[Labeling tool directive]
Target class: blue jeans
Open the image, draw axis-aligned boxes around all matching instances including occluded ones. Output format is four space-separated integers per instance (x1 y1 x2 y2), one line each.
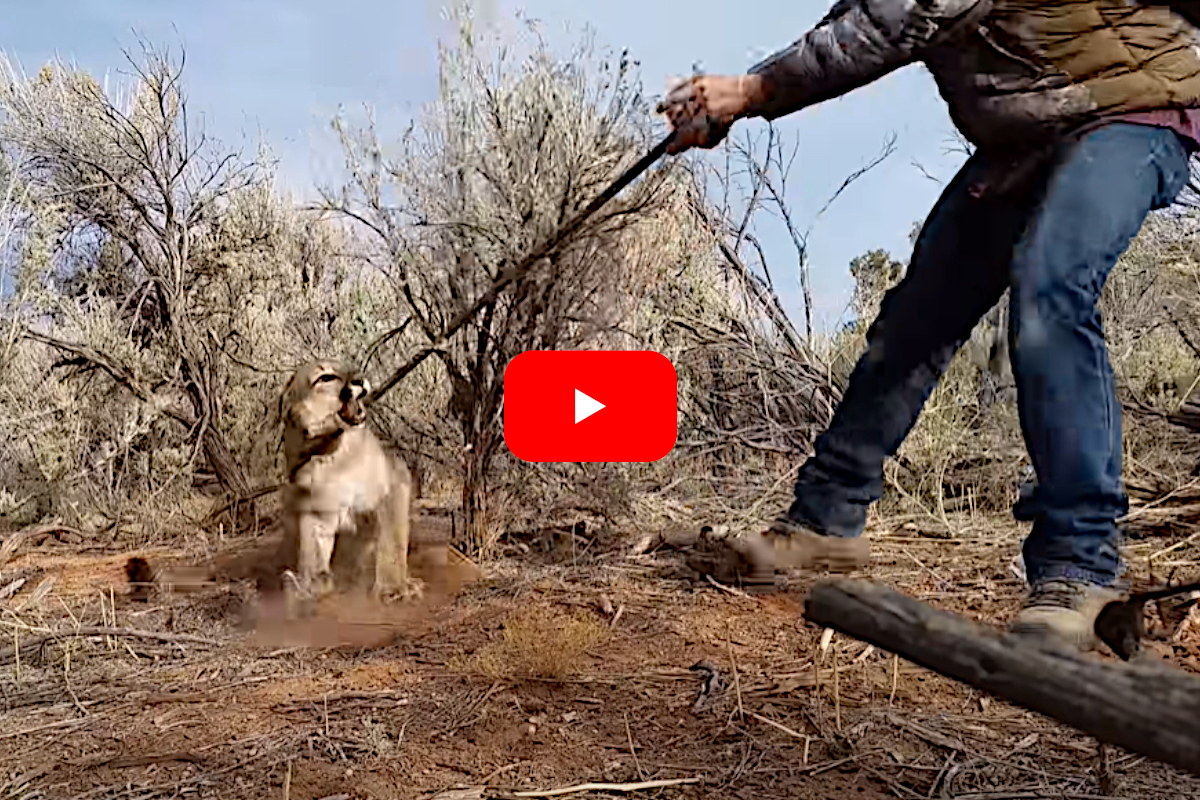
785 123 1191 586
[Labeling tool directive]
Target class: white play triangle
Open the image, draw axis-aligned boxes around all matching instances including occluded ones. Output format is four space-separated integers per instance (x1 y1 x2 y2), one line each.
574 388 605 423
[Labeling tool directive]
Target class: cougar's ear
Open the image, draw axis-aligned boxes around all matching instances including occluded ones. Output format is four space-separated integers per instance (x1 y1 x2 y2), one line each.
279 369 302 421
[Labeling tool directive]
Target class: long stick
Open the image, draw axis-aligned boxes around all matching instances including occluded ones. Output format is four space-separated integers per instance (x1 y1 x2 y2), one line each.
364 133 675 406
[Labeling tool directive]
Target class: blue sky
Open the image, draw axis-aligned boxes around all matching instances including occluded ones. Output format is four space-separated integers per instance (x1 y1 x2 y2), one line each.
3 0 970 332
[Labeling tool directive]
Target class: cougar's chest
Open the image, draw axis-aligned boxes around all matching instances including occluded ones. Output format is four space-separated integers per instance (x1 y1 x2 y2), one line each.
289 429 392 519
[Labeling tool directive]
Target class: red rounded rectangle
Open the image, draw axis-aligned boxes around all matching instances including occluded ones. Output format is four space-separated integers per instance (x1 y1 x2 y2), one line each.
504 350 678 463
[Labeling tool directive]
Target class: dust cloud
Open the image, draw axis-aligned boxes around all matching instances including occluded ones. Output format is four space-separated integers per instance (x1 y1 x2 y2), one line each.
247 588 452 649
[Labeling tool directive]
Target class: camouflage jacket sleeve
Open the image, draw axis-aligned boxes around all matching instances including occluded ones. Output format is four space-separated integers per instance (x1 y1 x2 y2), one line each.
747 0 990 119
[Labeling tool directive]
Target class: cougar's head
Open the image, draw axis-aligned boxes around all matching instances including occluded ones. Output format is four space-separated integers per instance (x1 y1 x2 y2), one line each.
282 359 371 441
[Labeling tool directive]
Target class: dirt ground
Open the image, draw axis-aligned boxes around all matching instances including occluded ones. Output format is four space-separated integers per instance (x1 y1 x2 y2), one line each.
1 513 1199 800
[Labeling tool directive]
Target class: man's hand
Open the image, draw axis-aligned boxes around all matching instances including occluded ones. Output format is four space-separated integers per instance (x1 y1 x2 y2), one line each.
656 74 766 154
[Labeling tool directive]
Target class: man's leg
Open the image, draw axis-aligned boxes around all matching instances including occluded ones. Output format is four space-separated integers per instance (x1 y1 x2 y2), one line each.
772 153 1028 567
1007 124 1191 647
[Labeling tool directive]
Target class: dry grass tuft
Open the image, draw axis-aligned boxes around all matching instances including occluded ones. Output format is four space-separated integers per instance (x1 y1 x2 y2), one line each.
451 602 608 681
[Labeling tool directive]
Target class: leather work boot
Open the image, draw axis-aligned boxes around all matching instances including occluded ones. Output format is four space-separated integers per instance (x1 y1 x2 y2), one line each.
765 519 871 573
710 529 778 594
686 520 871 595
679 526 777 593
1009 579 1122 652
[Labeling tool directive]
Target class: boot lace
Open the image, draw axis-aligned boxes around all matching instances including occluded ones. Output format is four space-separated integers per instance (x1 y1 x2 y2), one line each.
1024 580 1085 611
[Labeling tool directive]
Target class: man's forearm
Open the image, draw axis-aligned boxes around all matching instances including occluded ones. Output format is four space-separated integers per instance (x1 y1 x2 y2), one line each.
743 0 989 120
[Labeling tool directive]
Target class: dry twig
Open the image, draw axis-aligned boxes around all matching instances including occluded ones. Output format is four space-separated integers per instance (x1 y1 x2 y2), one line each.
0 626 217 664
508 777 700 797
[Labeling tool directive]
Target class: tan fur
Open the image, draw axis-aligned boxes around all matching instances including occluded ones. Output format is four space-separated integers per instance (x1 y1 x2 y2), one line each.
127 359 482 606
270 359 413 606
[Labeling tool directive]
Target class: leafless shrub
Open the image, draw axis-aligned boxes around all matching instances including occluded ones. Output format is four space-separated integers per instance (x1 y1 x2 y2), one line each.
833 198 1200 529
318 13 750 551
617 125 897 530
0 42 378 538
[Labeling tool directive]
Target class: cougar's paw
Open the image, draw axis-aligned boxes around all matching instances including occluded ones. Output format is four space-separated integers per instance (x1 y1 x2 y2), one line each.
402 577 427 601
280 569 324 617
382 577 427 604
315 570 337 599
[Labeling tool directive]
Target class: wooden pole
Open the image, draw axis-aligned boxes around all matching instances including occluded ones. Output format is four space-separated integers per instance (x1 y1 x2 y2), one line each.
803 578 1200 776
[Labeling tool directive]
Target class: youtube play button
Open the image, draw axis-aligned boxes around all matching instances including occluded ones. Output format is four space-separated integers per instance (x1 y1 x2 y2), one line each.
574 389 604 423
504 350 678 462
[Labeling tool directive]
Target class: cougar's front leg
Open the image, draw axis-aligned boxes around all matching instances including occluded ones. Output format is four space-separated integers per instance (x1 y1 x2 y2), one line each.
297 512 338 599
330 512 377 596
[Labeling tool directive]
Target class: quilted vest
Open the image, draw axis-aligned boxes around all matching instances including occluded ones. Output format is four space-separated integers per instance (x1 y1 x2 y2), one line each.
924 0 1200 150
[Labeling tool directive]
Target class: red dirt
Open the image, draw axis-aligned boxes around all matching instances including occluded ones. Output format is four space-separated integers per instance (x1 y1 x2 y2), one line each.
1 519 1198 799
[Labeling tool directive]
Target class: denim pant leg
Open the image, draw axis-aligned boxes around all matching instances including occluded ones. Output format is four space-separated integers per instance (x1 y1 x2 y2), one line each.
1010 123 1191 587
784 153 1027 537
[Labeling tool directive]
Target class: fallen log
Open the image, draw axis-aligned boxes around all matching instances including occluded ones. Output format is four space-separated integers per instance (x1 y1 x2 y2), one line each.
803 578 1200 777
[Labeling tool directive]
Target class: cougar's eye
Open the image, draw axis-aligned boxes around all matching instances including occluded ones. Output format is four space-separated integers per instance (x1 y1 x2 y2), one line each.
315 373 339 384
